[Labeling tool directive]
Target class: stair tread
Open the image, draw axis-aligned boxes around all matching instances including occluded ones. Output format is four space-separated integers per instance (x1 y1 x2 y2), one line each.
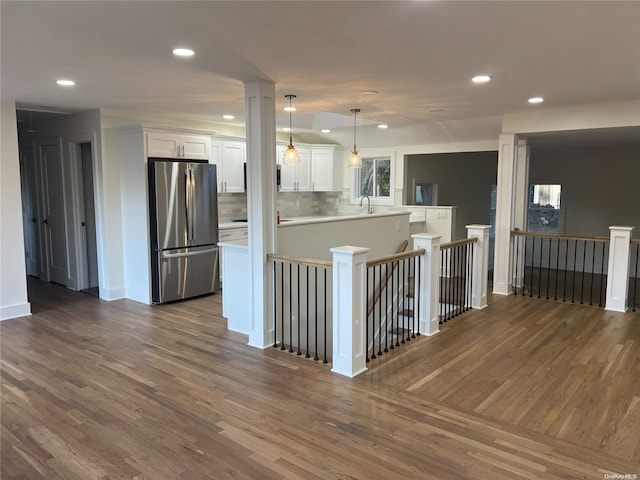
399 309 413 316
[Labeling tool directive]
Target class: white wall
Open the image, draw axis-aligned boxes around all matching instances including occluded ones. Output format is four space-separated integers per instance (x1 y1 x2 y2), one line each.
278 212 411 261
0 101 31 320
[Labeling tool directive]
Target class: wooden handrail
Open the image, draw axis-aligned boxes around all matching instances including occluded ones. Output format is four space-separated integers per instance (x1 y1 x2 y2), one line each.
366 248 424 269
440 237 478 250
511 230 609 242
631 238 640 244
267 253 332 268
366 241 409 316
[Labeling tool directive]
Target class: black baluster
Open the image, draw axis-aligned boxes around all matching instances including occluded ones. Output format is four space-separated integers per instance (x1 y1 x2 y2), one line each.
296 264 301 355
416 255 421 336
395 260 401 347
571 239 578 303
384 262 389 352
447 249 452 322
390 261 395 349
371 265 377 359
563 238 569 302
314 267 319 361
366 267 370 362
633 243 639 312
406 258 411 342
554 237 560 301
273 261 278 348
523 236 529 297
580 240 587 305
305 265 310 358
323 268 328 364
598 241 605 308
546 237 552 300
530 236 536 298
281 262 286 350
513 235 520 295
289 262 293 351
439 248 444 322
378 264 384 354
538 237 543 299
470 241 474 310
455 246 460 316
589 241 596 306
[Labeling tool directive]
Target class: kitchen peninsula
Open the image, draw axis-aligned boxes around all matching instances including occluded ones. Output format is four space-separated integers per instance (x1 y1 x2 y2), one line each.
219 211 412 335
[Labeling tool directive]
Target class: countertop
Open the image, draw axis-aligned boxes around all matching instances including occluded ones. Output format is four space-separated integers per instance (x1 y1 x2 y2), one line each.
219 222 248 229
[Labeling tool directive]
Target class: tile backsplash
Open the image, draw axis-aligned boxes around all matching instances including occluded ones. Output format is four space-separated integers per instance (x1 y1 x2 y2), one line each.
217 191 342 223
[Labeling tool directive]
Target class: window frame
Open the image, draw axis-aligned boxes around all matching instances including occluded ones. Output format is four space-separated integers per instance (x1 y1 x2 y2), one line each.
350 150 395 206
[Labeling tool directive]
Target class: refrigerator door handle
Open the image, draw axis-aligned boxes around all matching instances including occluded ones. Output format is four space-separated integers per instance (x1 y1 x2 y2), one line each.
190 167 197 240
162 247 217 259
185 166 195 241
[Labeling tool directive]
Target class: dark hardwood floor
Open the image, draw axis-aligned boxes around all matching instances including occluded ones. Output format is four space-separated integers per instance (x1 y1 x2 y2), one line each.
1 277 639 479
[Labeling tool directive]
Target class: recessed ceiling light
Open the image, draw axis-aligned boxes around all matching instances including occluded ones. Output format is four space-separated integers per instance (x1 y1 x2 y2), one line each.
528 97 544 104
321 129 331 133
56 79 75 86
172 48 195 57
377 124 388 129
282 127 292 132
283 106 296 112
362 90 379 95
472 75 491 84
222 114 235 120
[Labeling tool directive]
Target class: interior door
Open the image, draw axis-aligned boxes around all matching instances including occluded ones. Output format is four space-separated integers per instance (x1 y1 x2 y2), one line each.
19 144 40 277
40 143 67 285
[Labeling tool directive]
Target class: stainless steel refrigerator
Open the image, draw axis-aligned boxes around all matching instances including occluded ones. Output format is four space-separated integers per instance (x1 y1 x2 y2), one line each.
149 159 219 304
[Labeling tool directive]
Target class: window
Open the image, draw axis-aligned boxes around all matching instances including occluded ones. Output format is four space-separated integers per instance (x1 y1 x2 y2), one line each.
528 184 562 233
414 182 438 206
352 154 393 205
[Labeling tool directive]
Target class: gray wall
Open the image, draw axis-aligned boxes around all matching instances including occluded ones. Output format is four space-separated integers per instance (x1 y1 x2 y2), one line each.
529 145 640 237
405 151 498 239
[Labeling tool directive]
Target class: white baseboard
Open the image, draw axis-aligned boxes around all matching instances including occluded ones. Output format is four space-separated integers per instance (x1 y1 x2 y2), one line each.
0 302 32 321
99 286 126 301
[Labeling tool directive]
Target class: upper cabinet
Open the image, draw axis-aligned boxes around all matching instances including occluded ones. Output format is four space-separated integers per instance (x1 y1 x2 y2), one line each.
211 139 245 193
278 143 340 192
311 145 340 192
147 131 210 161
279 145 311 192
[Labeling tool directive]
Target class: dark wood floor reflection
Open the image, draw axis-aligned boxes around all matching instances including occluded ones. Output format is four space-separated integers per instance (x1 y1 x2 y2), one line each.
1 278 639 479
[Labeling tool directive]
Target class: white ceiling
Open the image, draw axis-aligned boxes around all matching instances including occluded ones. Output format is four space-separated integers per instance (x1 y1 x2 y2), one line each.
3 1 640 146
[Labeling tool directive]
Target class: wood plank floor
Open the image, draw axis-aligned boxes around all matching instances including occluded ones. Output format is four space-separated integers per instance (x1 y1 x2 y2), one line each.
2 278 639 479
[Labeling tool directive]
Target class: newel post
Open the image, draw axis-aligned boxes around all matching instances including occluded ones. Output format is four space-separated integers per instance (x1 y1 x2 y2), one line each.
412 234 441 336
466 225 491 309
330 245 369 377
605 226 634 312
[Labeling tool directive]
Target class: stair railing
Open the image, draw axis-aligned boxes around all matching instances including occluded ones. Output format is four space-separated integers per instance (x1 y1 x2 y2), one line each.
365 248 424 363
268 254 332 363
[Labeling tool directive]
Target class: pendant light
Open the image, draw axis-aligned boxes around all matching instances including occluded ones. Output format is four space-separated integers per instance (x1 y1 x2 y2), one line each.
283 94 300 165
347 108 362 168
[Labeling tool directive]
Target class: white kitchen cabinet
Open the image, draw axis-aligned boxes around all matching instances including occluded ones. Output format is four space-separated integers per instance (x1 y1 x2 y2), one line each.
279 143 340 192
211 139 245 193
147 131 210 160
311 145 339 191
279 145 312 192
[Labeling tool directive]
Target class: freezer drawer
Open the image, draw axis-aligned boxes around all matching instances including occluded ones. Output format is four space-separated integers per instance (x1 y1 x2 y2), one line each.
153 245 219 304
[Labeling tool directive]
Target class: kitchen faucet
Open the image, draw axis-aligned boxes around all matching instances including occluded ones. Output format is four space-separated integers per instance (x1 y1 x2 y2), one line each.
359 195 372 214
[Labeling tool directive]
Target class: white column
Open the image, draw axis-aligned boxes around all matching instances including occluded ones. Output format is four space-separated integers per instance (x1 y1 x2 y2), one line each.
605 226 634 312
412 233 441 336
0 101 31 320
512 140 529 290
330 245 369 378
493 134 529 296
467 225 491 309
245 80 278 348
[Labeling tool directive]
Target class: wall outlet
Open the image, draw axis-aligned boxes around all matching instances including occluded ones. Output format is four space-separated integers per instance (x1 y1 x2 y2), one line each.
437 211 448 219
